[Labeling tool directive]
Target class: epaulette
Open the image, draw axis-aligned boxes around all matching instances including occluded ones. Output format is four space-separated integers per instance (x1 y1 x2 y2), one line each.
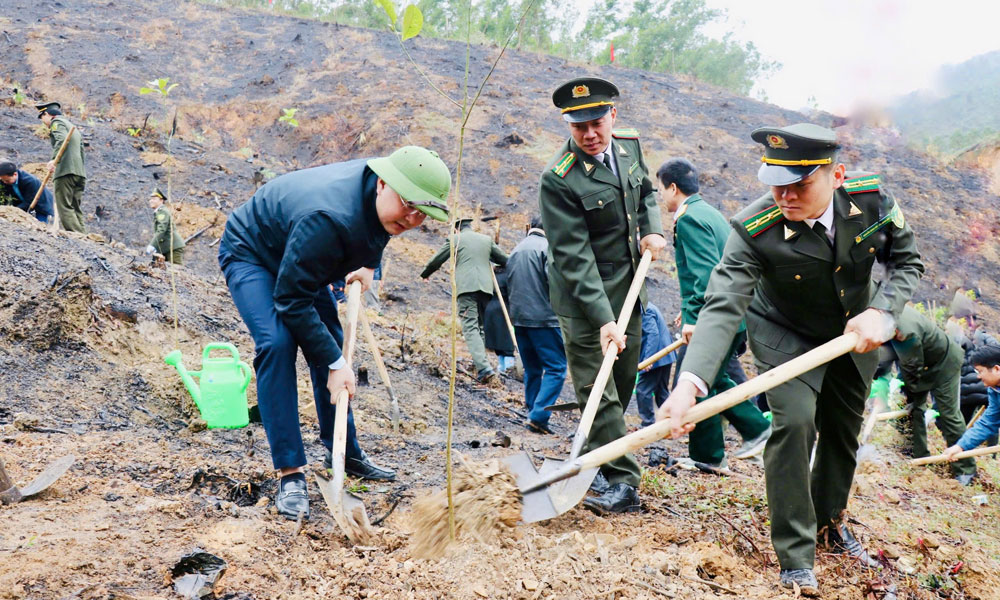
551 152 576 178
612 128 639 139
842 174 880 195
674 202 689 220
742 204 784 237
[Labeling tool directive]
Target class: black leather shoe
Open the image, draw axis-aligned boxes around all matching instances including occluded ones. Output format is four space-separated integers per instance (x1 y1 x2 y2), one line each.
335 450 396 481
822 523 880 569
582 483 641 515
589 471 611 495
525 420 554 435
275 476 309 521
779 569 819 597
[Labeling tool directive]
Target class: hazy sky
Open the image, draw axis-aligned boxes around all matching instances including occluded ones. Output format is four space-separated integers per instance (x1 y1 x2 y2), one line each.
703 0 1000 113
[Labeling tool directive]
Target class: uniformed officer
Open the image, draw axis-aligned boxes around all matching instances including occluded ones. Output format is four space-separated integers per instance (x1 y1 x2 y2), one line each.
420 218 509 383
539 77 666 514
659 124 924 595
219 145 451 520
36 102 87 233
146 188 186 265
656 157 771 466
889 304 977 483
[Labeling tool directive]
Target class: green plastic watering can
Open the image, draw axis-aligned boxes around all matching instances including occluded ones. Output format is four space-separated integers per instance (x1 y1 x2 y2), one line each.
164 343 252 429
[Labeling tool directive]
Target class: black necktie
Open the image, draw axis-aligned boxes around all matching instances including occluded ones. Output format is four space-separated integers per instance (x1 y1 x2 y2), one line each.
602 152 614 174
814 222 834 249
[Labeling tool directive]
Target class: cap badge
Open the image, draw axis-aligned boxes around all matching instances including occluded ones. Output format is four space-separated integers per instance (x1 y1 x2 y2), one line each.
571 85 590 98
767 134 788 149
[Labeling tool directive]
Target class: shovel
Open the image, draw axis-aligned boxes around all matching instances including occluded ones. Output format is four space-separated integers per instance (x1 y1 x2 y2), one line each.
637 338 686 371
505 250 652 517
0 454 75 505
910 444 1000 466
359 309 401 433
511 332 860 523
315 281 373 543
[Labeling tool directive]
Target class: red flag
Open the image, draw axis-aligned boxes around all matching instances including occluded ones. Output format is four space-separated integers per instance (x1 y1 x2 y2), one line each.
610 42 615 63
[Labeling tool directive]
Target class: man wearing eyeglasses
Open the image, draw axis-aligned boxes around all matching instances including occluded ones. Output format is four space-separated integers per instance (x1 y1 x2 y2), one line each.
218 146 451 521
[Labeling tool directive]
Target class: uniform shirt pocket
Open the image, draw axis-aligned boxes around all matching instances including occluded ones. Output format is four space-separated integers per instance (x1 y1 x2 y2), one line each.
579 189 622 232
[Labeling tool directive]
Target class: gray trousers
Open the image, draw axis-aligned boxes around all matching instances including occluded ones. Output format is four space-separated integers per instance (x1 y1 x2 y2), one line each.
54 174 86 233
457 291 492 376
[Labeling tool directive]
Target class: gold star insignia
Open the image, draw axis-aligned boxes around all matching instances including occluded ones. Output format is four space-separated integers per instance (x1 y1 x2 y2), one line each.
583 162 594 173
848 202 862 216
784 225 797 240
617 144 628 156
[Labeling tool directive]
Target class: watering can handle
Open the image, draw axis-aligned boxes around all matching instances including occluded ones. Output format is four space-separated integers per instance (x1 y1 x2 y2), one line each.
238 362 253 393
202 342 241 361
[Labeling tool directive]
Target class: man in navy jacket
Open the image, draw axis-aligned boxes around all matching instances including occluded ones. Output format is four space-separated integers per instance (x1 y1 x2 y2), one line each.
0 161 54 223
219 146 451 520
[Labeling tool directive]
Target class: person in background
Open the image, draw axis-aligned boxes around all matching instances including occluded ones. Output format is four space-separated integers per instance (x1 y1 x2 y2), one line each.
945 344 1000 463
36 101 87 233
0 160 54 223
635 302 676 428
145 188 186 265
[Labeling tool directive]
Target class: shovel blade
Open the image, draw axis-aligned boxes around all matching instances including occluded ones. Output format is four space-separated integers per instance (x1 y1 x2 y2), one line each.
503 453 599 523
541 403 578 412
315 471 375 544
19 455 75 497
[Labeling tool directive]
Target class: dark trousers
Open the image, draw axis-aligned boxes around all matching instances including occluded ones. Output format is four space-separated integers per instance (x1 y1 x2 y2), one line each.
514 326 567 426
635 364 672 427
219 249 362 470
688 335 770 463
558 310 643 487
53 174 86 233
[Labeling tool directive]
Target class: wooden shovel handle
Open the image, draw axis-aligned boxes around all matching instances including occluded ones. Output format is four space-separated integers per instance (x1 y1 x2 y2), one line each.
910 444 1000 466
569 251 653 459
360 310 393 393
29 125 75 211
637 338 686 371
875 407 912 421
575 332 860 472
489 265 519 356
331 281 363 493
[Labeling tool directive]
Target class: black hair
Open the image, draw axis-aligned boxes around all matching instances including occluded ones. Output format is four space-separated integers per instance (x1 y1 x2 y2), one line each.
530 216 543 230
970 344 1000 369
656 158 699 195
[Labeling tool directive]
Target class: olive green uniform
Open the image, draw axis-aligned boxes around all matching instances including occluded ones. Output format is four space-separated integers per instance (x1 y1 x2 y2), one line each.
539 129 662 487
673 194 770 463
150 205 186 265
421 227 508 376
680 173 924 569
891 305 975 475
48 115 87 233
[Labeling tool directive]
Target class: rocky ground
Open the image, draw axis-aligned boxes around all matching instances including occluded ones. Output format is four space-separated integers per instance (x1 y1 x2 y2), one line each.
3 0 1000 598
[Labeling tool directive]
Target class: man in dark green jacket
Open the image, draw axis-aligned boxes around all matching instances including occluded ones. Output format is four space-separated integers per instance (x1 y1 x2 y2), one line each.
657 157 771 467
660 124 924 595
37 102 87 233
146 188 186 265
539 77 666 514
889 304 976 483
420 219 509 382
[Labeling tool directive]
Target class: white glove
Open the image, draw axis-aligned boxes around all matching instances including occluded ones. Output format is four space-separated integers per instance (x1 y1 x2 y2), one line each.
146 245 156 254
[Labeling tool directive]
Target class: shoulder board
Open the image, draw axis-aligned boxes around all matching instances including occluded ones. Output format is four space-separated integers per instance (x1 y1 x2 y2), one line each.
551 152 576 178
674 202 689 220
612 128 639 139
842 174 880 195
742 204 784 237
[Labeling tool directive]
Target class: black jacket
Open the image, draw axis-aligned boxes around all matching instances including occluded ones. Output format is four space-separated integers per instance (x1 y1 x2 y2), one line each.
0 169 54 221
221 159 388 367
506 230 559 328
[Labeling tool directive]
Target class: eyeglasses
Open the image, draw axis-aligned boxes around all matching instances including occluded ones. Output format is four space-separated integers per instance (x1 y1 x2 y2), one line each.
398 195 423 217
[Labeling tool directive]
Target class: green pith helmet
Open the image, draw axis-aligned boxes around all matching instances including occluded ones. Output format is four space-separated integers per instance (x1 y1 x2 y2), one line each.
368 146 451 222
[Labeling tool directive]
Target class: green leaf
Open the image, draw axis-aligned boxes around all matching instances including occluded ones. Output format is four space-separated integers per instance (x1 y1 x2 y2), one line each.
139 87 154 95
166 83 179 95
375 0 397 27
401 4 423 41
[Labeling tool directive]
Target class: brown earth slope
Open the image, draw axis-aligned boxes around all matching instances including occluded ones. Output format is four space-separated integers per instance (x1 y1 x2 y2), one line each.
2 1 1000 599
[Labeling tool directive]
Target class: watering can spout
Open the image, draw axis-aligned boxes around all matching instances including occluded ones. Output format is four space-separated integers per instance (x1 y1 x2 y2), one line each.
164 349 202 404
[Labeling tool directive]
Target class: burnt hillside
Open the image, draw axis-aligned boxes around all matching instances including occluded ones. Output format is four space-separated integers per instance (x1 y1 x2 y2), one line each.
1 0 998 318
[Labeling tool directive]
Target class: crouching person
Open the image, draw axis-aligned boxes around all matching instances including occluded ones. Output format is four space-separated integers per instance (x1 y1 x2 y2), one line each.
944 344 1000 466
218 146 451 520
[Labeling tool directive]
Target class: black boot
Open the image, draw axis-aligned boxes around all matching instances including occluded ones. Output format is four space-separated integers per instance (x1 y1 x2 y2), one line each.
275 474 309 521
822 523 880 569
582 482 641 515
325 449 397 481
589 471 611 495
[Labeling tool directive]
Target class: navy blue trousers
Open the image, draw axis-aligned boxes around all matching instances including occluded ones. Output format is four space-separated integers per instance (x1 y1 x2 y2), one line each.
635 364 673 427
219 249 362 470
514 326 567 426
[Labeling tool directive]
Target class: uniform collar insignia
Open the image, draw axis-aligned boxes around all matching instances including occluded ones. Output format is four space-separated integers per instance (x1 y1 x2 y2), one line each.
583 162 594 173
848 201 862 217
784 225 798 240
617 144 628 156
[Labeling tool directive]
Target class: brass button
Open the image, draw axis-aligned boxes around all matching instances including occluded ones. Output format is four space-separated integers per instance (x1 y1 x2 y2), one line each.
868 247 875 254
924 366 929 371
835 266 842 273
598 200 603 206
636 227 640 232
840 289 845 297
845 310 851 317
627 214 632 221
794 274 801 280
